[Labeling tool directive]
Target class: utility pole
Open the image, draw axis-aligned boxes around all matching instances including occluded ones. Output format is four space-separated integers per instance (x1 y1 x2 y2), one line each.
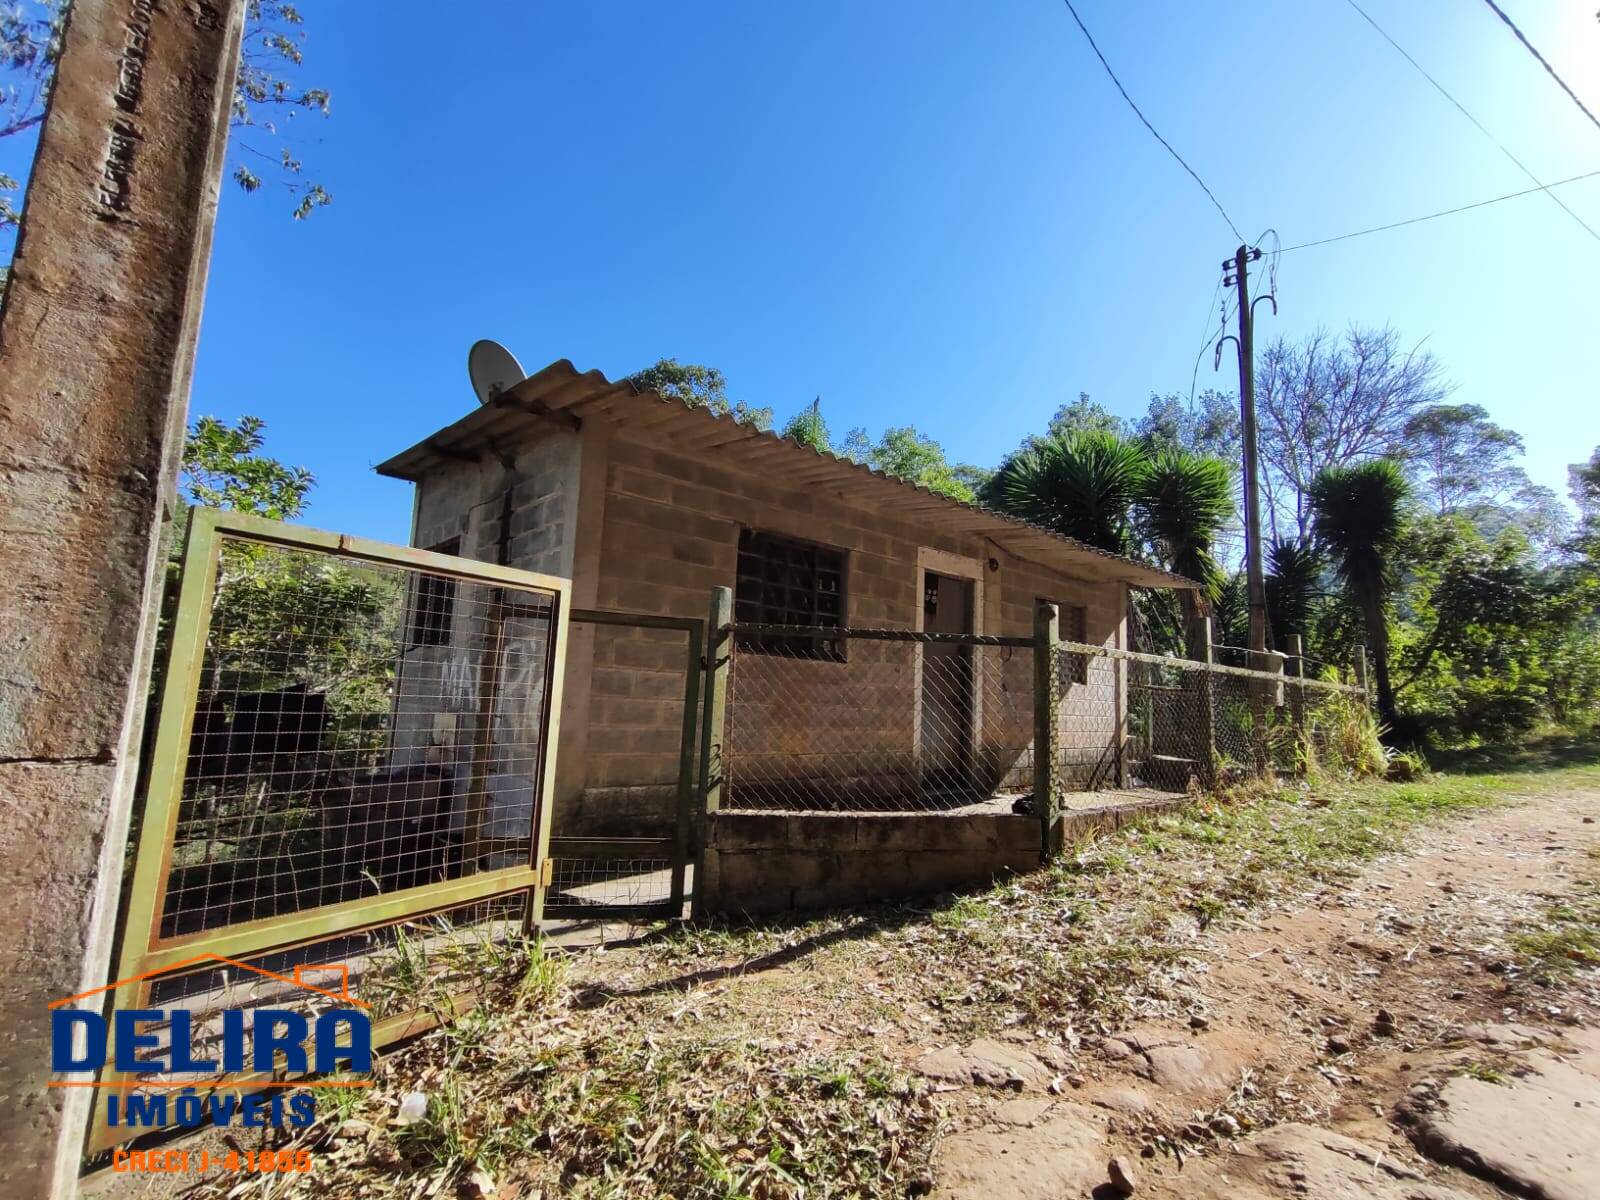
1224 244 1269 659
0 1 245 1192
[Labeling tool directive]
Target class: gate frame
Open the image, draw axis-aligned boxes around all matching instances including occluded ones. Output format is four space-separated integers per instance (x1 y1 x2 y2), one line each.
541 608 703 921
90 508 571 1150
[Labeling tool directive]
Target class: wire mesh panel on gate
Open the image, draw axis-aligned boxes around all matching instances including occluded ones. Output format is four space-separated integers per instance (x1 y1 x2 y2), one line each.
724 629 1036 812
146 524 560 946
95 512 569 1154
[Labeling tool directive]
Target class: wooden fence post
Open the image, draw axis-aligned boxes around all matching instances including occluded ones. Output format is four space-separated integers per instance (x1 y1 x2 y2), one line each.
1034 602 1060 859
1285 633 1306 740
1186 613 1218 789
692 586 733 920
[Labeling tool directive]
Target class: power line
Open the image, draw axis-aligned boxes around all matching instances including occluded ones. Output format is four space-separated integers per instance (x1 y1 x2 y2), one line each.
1059 0 1244 243
1186 273 1226 408
1277 166 1600 252
1341 0 1600 244
1479 0 1600 137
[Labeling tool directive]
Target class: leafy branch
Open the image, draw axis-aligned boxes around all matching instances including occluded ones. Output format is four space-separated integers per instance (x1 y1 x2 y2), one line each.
1 0 331 232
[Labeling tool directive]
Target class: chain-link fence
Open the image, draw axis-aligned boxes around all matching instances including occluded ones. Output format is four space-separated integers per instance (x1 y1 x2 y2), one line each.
1060 640 1369 794
725 627 1037 812
721 622 1368 817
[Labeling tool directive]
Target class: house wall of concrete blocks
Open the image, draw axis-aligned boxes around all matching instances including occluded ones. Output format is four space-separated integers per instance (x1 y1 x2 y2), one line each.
390 430 579 835
565 431 1129 835
391 420 1132 839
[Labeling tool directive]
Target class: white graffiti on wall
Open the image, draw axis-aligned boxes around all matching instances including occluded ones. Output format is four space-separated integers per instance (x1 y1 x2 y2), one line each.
438 626 547 745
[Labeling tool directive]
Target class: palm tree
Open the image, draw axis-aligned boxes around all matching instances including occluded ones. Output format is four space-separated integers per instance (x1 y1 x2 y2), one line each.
987 430 1148 554
1136 448 1234 653
1265 537 1324 651
1308 460 1410 727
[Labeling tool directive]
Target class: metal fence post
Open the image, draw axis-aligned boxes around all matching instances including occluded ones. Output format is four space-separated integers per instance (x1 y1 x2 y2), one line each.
1352 644 1370 703
693 586 733 920
1034 602 1060 860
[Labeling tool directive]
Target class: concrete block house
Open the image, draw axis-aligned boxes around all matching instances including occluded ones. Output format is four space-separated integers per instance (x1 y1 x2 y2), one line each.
377 360 1192 843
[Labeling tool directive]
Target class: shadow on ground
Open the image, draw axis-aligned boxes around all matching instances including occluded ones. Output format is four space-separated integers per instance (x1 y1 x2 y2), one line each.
1426 733 1600 778
570 896 956 1006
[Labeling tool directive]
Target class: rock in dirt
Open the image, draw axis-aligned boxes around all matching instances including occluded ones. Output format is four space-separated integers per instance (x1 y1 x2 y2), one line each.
1455 1021 1545 1048
1233 1124 1470 1199
990 1096 1053 1127
1402 1047 1600 1200
930 1104 1107 1200
1088 1084 1157 1118
1113 1026 1253 1097
916 1039 1050 1089
1106 1153 1138 1195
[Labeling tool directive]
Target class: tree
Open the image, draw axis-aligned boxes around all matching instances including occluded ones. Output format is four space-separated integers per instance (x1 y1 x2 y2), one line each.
1045 392 1127 440
1264 537 1323 649
1136 389 1241 463
1404 404 1526 515
843 425 977 502
626 358 772 430
2 0 331 233
1257 326 1450 539
781 397 830 453
1309 459 1411 729
1135 447 1234 613
989 435 1234 653
1391 515 1600 742
987 430 1148 553
1571 446 1600 557
182 415 313 518
170 414 402 758
1134 447 1234 661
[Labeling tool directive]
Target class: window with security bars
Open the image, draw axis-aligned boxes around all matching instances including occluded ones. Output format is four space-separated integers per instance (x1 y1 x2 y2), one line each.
1048 600 1089 685
408 537 459 647
734 529 846 660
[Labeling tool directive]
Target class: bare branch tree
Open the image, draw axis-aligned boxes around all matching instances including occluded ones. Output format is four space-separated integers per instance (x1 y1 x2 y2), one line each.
1256 325 1453 537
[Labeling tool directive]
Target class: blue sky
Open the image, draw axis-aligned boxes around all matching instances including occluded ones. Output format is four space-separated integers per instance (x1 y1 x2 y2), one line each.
8 1 1598 544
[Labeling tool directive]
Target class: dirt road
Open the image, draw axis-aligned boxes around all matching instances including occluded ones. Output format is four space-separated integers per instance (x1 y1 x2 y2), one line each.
921 783 1600 1199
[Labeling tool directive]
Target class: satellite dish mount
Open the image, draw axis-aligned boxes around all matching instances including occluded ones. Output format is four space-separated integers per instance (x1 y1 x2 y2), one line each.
468 339 527 406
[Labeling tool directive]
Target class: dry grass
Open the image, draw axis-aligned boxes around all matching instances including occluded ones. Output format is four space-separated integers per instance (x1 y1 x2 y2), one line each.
200 745 1600 1198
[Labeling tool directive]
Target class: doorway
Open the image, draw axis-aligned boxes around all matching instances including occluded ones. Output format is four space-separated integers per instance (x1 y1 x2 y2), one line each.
921 569 975 791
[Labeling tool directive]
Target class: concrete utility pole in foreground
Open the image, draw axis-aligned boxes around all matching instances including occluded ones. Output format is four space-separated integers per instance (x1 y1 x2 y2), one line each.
0 1 244 1193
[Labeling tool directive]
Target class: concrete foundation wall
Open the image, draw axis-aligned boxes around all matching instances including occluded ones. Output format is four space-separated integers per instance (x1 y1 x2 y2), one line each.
700 811 1042 914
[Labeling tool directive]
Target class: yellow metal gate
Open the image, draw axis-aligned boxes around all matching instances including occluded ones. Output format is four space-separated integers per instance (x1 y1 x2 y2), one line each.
89 508 569 1150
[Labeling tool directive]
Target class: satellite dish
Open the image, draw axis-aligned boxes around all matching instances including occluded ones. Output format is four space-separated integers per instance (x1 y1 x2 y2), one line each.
468 339 526 405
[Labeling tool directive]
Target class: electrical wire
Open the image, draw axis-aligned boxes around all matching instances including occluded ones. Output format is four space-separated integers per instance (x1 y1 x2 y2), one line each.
1277 166 1600 252
1342 0 1600 244
1186 274 1227 409
1059 0 1244 243
1479 0 1600 137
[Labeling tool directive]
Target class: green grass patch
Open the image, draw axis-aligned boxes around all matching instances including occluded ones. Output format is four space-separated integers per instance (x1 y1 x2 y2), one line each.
1512 854 1600 983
